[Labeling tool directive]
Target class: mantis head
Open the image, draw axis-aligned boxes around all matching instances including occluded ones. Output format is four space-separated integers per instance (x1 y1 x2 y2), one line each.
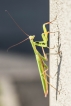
29 35 35 40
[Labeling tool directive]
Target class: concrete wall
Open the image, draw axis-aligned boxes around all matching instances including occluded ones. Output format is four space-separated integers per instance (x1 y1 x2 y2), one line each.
50 0 71 106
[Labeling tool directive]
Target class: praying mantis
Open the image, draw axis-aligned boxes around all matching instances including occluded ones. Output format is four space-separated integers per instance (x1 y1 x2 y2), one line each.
5 10 59 97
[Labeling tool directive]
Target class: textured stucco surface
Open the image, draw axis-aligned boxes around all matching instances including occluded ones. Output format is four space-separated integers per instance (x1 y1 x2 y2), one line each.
50 0 71 106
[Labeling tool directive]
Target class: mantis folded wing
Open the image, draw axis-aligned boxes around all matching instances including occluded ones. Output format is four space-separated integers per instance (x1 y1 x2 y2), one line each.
29 36 48 97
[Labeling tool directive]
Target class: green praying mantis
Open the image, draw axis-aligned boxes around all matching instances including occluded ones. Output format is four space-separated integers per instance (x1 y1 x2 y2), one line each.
5 10 59 97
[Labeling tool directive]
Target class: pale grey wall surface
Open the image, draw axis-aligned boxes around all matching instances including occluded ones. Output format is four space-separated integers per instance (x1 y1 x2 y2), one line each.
0 52 38 81
0 76 20 106
50 0 71 106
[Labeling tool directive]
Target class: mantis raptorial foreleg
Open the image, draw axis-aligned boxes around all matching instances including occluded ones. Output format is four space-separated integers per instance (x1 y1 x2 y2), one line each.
41 69 53 79
34 17 57 47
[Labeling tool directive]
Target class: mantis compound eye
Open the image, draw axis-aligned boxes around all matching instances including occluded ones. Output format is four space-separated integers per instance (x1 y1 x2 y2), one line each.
29 35 35 40
33 35 35 37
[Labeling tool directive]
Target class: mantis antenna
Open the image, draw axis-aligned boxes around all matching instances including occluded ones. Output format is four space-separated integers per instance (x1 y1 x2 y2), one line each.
5 10 30 51
7 37 29 52
5 10 29 37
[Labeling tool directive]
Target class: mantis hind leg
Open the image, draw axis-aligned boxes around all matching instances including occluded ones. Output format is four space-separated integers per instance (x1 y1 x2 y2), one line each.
42 75 60 95
42 47 48 61
42 69 52 79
